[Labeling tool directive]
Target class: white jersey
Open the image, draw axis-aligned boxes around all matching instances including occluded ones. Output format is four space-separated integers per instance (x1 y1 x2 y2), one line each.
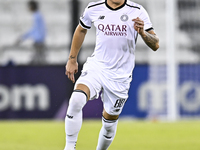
80 0 153 82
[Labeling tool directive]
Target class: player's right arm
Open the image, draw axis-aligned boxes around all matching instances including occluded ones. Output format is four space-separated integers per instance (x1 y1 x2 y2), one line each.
65 25 87 83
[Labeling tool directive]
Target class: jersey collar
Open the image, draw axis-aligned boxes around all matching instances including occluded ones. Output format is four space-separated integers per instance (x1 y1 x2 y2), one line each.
105 0 127 11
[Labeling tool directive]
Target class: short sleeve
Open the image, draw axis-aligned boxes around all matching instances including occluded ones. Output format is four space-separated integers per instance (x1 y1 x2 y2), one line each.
139 6 153 31
79 5 92 30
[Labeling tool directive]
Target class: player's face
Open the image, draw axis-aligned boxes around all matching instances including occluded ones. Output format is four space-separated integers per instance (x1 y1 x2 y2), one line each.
108 0 125 6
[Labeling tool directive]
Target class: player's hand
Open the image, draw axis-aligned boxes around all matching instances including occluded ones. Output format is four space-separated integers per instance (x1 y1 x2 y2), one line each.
132 17 145 36
65 59 78 83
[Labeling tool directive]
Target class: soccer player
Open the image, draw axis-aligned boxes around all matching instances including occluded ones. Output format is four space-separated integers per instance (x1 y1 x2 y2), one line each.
64 0 159 149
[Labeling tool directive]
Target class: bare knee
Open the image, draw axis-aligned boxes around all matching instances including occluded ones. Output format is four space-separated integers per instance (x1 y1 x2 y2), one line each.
75 84 90 101
102 109 119 120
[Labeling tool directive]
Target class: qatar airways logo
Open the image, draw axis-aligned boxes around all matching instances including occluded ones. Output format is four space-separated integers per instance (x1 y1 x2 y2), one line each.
98 24 127 36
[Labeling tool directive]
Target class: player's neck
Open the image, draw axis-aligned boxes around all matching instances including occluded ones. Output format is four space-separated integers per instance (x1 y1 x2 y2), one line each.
106 0 126 9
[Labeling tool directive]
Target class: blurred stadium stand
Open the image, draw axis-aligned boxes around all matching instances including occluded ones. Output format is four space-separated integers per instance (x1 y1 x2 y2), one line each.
0 0 70 65
178 0 200 54
0 0 199 65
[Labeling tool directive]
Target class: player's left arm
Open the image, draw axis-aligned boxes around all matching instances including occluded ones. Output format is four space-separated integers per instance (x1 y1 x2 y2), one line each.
133 17 159 51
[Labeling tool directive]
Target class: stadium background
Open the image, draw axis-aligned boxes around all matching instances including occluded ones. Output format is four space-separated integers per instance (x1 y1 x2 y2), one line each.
0 0 200 150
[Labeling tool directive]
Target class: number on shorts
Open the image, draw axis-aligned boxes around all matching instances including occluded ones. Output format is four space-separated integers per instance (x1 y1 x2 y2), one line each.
114 99 126 108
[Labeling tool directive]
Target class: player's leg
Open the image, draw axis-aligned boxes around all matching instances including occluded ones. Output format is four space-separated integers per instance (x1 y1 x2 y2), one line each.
96 109 119 150
96 79 129 150
64 84 90 150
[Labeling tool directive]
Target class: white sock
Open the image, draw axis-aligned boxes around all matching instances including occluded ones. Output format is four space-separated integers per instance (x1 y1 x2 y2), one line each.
64 90 87 150
96 117 118 150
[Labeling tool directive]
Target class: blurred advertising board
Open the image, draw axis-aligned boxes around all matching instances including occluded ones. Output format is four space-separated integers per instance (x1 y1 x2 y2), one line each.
0 65 200 119
0 65 103 119
0 66 71 119
122 65 200 118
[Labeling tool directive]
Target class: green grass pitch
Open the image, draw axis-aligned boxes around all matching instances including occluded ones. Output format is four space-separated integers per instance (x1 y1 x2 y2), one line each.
0 120 200 150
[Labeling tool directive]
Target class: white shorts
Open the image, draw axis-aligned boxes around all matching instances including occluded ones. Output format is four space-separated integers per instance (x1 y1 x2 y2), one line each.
75 57 130 115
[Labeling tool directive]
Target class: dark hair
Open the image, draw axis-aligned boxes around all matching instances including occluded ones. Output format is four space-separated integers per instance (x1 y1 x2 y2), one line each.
28 0 39 11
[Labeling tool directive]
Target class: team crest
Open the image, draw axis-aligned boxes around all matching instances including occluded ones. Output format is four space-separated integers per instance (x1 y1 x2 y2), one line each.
120 14 129 22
